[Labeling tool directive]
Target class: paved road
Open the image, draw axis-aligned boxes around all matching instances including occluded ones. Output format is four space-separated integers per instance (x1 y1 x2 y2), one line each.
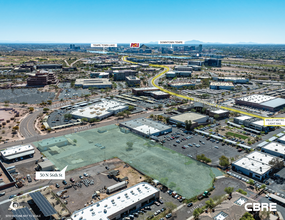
123 56 267 119
0 110 162 150
64 60 70 67
19 110 42 138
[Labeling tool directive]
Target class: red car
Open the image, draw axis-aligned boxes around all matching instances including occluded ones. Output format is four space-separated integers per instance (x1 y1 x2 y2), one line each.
182 146 186 149
70 178 75 182
17 193 22 196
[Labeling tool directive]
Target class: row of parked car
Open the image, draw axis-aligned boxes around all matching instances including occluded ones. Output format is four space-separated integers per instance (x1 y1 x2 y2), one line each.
166 189 185 202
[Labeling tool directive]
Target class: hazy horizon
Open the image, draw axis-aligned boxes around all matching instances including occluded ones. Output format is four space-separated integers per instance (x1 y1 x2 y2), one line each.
1 0 285 44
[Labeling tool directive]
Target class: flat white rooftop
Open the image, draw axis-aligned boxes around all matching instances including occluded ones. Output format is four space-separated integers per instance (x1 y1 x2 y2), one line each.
235 115 252 121
252 120 264 126
71 182 159 220
211 109 229 114
262 142 285 155
278 136 285 142
133 125 160 135
1 145 34 157
233 151 277 175
237 95 275 104
71 99 127 119
210 82 234 86
215 77 248 80
234 157 272 175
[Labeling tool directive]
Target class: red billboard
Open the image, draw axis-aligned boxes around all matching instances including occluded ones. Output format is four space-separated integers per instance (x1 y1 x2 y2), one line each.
130 43 140 48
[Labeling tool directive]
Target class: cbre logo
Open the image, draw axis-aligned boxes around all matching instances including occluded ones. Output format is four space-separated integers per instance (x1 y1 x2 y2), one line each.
245 203 277 211
130 43 140 48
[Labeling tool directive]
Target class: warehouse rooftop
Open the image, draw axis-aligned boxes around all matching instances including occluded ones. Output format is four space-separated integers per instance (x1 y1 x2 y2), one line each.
210 82 234 86
1 145 34 157
71 182 158 220
236 95 275 104
263 142 285 154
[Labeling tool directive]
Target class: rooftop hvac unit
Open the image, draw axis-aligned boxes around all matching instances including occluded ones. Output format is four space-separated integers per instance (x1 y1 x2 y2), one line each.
252 163 254 166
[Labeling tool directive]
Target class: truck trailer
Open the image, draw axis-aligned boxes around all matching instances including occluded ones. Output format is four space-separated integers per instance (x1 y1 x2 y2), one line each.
107 181 128 194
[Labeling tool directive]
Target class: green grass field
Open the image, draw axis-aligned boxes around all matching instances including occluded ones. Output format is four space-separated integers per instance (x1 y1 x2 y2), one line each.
226 132 248 140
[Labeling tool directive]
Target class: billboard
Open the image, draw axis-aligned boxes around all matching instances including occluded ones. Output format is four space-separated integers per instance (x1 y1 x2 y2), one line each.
130 43 140 48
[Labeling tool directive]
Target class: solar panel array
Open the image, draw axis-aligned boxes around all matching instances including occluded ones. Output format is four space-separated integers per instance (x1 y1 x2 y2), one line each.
12 207 36 220
29 191 56 217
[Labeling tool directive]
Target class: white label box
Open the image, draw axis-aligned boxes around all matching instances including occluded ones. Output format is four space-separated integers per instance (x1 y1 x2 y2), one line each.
36 166 67 180
158 40 184 44
91 44 117 47
264 118 285 126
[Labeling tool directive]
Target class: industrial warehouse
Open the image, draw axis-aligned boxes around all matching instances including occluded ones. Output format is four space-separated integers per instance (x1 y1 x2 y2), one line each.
209 82 234 90
212 77 249 84
261 142 285 158
169 112 209 126
233 115 271 133
235 95 285 112
119 118 172 137
71 182 159 220
71 99 128 120
75 78 112 89
0 145 34 161
232 151 278 181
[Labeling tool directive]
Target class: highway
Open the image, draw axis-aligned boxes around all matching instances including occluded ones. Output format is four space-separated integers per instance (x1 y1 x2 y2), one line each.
123 56 266 119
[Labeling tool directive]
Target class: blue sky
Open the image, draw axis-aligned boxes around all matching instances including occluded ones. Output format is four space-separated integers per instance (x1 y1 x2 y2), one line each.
0 0 284 44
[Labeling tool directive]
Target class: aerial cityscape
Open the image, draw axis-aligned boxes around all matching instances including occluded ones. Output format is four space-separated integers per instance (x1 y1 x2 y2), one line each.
1 1 285 220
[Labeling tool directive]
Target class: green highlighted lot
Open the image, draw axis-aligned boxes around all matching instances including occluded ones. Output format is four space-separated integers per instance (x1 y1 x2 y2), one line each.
34 124 222 198
226 132 248 140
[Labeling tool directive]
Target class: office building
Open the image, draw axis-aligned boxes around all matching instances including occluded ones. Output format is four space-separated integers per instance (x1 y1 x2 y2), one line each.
120 118 172 137
168 82 195 89
113 70 137 81
188 61 203 66
27 70 58 86
170 112 209 126
126 76 140 87
132 87 159 95
233 115 270 133
210 82 234 90
174 66 193 71
166 71 192 78
235 95 285 112
232 151 278 181
208 109 230 119
188 65 201 71
166 71 176 78
148 91 170 99
71 99 128 120
36 64 62 70
1 145 34 161
261 142 285 158
204 58 221 67
198 44 202 53
212 77 249 84
75 79 112 89
71 182 159 220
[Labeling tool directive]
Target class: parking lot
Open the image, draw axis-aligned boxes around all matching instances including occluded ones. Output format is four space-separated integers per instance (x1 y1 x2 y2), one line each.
0 88 55 104
160 127 243 165
47 108 76 127
57 87 91 101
